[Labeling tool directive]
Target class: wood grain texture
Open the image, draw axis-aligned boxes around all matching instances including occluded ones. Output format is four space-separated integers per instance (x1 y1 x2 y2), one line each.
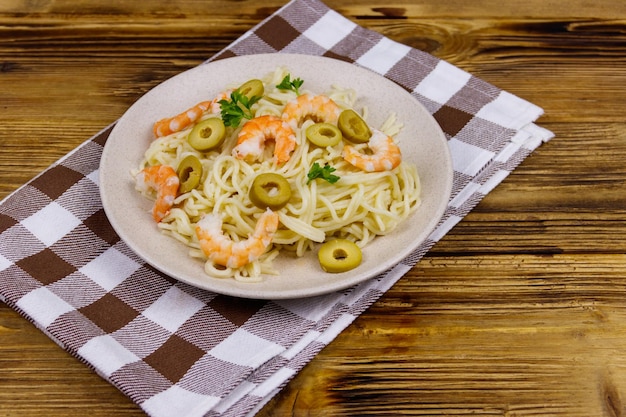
1 0 626 416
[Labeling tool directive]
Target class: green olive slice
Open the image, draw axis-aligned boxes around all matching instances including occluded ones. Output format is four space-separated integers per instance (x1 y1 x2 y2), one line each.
338 109 371 144
176 155 202 194
238 79 264 100
318 239 363 273
249 173 292 210
188 118 226 151
306 123 342 147
177 155 203 194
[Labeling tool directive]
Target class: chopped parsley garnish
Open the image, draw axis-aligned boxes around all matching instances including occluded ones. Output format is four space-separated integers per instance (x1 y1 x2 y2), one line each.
276 74 304 95
307 162 340 184
219 90 261 127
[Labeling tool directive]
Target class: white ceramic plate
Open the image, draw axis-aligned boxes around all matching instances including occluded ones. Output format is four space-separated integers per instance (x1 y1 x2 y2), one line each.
100 53 452 299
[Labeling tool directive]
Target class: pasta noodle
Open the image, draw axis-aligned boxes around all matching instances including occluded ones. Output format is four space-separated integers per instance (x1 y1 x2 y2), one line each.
134 67 421 282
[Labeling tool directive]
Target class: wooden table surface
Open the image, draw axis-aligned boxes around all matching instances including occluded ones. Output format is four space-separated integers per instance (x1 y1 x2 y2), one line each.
2 0 625 415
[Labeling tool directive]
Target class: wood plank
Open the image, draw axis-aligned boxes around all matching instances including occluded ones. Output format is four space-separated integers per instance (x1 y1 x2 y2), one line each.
259 253 626 416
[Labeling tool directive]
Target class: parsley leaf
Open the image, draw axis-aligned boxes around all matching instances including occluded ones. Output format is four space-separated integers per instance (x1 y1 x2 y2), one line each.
276 74 304 95
219 90 261 127
307 162 340 184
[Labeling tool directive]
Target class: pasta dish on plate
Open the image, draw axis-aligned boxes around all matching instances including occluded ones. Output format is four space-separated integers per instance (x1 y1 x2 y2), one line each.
133 67 421 282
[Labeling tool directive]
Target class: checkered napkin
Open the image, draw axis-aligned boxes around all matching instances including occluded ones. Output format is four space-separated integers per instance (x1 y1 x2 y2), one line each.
0 0 553 415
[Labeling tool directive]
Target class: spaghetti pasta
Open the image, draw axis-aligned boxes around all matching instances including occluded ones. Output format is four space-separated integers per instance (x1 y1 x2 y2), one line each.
134 67 421 281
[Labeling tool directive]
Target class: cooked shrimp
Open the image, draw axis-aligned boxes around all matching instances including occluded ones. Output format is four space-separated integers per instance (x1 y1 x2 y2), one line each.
281 94 341 129
232 115 296 165
135 165 180 222
153 90 230 137
195 208 279 269
342 129 402 172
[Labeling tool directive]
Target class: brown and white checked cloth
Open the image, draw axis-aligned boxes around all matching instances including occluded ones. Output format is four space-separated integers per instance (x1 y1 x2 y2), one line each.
0 0 554 415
